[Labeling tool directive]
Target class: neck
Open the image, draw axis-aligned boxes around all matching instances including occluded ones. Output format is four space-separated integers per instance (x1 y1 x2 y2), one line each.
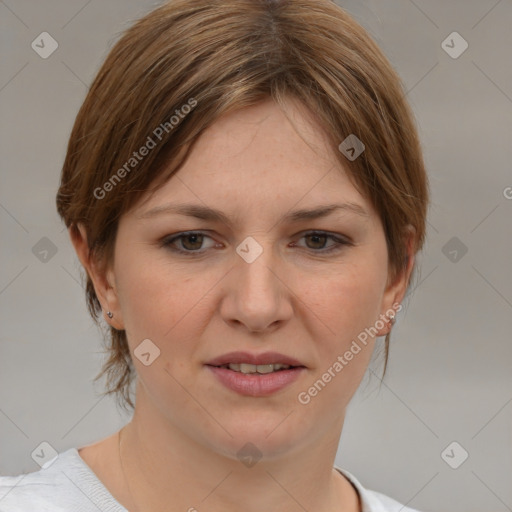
118 387 360 512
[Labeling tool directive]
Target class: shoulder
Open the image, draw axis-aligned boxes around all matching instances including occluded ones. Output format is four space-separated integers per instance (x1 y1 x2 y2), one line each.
0 453 66 512
0 447 126 512
335 466 422 512
363 489 422 512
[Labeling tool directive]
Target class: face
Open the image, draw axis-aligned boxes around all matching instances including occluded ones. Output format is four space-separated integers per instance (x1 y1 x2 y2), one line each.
90 97 410 460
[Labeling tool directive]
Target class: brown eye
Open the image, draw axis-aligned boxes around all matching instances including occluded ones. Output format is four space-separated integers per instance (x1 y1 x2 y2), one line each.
294 231 351 254
162 231 217 254
304 233 329 250
180 233 204 251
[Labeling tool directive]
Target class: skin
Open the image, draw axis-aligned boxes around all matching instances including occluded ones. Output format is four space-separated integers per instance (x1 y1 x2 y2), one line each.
72 97 415 512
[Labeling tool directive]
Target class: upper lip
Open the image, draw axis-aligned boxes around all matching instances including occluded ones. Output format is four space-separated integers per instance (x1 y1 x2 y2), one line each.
205 351 306 367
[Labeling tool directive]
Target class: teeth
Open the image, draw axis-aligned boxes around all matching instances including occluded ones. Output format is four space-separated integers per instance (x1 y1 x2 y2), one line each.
223 363 292 374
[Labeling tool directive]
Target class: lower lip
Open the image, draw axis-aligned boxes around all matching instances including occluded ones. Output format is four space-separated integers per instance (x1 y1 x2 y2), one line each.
206 366 306 396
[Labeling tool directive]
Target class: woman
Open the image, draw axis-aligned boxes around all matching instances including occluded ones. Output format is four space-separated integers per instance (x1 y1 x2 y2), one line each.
0 0 428 510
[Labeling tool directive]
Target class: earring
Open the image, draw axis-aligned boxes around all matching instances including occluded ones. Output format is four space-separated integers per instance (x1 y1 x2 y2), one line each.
107 311 113 319
388 313 396 326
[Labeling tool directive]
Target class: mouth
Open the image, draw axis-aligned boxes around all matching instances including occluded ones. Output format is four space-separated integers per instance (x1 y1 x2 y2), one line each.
205 352 307 396
205 351 306 369
212 362 298 374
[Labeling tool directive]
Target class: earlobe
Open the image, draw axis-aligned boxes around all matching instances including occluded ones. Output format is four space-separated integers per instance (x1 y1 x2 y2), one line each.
375 308 399 338
68 224 125 330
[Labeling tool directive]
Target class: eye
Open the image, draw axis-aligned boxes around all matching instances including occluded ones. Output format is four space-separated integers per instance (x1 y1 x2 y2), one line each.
293 231 351 254
161 230 351 256
161 231 218 254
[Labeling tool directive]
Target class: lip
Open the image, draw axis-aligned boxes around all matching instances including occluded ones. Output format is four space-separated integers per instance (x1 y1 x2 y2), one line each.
205 351 306 397
206 365 306 396
204 351 307 397
205 351 306 367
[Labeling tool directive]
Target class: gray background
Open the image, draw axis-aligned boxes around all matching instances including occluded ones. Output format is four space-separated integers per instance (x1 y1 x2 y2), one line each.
1 1 511 511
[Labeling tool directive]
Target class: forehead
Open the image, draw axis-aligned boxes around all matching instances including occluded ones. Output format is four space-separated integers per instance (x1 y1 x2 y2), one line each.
132 98 372 221
183 97 336 182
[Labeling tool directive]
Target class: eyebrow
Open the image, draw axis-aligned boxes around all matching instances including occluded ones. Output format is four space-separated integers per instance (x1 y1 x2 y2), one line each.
138 202 369 225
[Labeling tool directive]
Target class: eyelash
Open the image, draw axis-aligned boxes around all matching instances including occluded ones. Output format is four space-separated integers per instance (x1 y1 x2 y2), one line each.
160 231 351 256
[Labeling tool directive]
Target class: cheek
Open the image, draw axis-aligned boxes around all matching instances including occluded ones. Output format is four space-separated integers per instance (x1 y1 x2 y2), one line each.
294 255 387 395
302 257 387 337
114 251 218 347
294 277 382 415
113 257 215 403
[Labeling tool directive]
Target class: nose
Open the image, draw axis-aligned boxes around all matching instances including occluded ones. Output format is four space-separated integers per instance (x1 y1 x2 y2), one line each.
220 241 294 333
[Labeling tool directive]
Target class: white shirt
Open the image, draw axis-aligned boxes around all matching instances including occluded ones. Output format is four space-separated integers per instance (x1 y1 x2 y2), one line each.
0 448 421 511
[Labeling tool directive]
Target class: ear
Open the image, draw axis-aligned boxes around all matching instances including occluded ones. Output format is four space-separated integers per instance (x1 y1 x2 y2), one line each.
375 225 416 336
69 224 125 330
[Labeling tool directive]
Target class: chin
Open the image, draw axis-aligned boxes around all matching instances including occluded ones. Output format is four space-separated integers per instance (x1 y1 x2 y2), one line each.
208 413 310 462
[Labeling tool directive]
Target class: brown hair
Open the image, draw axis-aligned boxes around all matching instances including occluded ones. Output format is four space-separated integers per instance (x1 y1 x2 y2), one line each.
56 0 429 412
